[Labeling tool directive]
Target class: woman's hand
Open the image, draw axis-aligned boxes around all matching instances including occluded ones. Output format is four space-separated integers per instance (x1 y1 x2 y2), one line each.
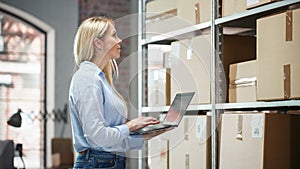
126 116 160 132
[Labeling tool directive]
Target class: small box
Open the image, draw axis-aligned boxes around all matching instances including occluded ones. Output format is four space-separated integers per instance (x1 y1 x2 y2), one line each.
219 112 300 169
257 9 300 100
229 60 257 103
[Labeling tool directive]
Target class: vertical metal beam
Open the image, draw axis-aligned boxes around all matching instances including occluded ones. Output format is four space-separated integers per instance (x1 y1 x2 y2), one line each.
212 0 223 169
138 0 147 169
210 0 217 168
137 0 143 169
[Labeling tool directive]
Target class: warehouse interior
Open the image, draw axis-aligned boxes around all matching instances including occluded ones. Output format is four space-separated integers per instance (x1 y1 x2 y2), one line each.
0 0 299 169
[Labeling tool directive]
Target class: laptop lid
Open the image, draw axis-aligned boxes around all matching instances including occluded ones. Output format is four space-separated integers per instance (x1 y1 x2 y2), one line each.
162 92 195 126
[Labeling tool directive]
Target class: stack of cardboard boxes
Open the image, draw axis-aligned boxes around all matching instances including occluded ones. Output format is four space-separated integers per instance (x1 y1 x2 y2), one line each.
146 1 300 169
229 7 300 102
219 112 300 169
148 115 211 169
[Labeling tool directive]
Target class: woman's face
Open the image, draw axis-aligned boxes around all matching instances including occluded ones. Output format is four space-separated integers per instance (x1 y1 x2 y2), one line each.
102 23 122 59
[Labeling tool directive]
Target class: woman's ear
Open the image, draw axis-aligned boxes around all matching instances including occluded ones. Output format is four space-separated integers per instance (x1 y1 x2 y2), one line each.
93 38 103 51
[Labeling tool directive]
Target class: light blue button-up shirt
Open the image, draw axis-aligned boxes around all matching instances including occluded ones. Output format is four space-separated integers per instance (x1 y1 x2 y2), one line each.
69 61 143 153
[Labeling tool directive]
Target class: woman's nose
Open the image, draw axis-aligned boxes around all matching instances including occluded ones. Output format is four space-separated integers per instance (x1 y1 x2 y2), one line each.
118 38 122 44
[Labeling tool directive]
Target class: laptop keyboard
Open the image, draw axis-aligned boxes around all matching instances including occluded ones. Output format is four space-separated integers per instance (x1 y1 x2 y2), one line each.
142 123 167 131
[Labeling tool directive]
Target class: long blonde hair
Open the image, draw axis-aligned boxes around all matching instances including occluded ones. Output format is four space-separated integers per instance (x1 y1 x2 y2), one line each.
73 16 127 114
73 16 112 66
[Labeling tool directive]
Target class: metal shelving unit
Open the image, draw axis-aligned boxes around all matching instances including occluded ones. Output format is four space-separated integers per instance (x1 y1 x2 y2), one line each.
137 0 300 169
142 104 213 113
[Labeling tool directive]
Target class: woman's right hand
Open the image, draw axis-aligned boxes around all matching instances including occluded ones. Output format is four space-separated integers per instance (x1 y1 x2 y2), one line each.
126 116 160 132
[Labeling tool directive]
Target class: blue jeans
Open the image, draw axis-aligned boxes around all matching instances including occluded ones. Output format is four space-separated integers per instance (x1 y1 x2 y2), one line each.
74 150 126 169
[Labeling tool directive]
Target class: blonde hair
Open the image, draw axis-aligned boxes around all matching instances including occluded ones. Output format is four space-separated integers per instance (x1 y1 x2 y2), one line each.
73 16 112 66
73 16 127 115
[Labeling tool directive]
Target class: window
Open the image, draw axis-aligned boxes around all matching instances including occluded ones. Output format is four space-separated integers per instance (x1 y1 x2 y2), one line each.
0 10 46 168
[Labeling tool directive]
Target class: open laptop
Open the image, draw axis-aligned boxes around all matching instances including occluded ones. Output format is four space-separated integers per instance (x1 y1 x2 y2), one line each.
130 92 195 135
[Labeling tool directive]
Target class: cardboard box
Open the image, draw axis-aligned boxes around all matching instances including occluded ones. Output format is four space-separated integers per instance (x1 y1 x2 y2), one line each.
154 115 211 169
183 116 211 169
223 35 256 102
257 9 300 100
170 34 211 104
147 45 172 106
159 115 211 169
219 112 300 169
222 0 280 17
222 0 247 17
170 35 256 104
148 139 169 169
51 138 74 168
146 0 177 19
246 0 280 9
177 0 211 24
146 0 211 40
229 60 257 102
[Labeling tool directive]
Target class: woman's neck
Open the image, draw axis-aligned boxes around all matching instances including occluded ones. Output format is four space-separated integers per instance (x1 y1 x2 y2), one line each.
92 56 108 70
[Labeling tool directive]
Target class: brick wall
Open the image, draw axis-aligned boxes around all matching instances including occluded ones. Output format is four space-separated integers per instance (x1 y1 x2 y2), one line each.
79 0 134 105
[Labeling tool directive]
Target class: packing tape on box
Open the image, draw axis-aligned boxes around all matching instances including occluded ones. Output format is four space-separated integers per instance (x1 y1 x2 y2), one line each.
284 64 291 99
184 118 189 141
236 115 243 141
185 154 190 169
229 77 256 89
286 10 293 42
194 3 200 24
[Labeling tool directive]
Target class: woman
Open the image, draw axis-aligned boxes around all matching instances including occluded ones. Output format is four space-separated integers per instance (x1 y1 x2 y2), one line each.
69 16 163 169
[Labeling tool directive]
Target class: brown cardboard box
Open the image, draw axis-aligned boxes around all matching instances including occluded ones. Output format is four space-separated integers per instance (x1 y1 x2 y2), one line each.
229 60 257 102
257 9 300 100
223 35 256 102
170 34 211 104
154 115 211 169
222 0 280 17
51 138 74 168
246 0 280 9
146 0 177 18
146 0 211 40
170 35 256 104
148 139 169 169
219 112 300 169
177 0 211 24
183 116 211 169
147 45 172 106
222 0 247 17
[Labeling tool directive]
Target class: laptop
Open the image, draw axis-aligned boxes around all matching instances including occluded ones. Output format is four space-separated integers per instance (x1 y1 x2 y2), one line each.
130 92 195 135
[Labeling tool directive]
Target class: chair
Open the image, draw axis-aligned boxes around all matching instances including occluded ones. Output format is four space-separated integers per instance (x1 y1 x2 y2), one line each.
0 140 15 169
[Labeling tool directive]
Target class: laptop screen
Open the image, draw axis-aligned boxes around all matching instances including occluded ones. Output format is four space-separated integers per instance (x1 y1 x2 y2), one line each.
162 92 195 125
